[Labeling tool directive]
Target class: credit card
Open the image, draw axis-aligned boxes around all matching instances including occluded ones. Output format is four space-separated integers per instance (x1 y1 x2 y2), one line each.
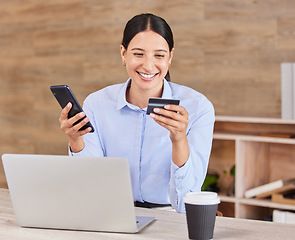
147 98 180 115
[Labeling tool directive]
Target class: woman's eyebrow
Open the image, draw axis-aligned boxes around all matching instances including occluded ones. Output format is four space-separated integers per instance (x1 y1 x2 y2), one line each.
130 48 168 53
131 48 144 51
155 49 168 53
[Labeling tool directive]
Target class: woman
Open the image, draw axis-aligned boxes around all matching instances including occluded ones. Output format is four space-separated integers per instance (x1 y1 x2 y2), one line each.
59 13 215 213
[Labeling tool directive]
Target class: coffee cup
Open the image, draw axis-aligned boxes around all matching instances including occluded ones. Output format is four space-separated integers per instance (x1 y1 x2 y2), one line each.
183 191 220 240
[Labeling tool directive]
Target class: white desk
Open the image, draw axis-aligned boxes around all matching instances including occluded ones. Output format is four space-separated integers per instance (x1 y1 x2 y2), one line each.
0 189 294 239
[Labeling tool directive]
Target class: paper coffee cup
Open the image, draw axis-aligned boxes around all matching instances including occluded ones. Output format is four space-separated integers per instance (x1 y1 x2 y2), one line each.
184 192 220 240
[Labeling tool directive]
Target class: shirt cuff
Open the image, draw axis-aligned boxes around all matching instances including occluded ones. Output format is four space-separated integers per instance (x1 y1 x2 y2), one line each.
170 155 193 212
68 145 85 156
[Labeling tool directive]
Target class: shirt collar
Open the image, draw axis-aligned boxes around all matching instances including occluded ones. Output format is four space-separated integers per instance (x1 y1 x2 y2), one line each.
116 78 131 111
116 78 173 111
161 78 173 99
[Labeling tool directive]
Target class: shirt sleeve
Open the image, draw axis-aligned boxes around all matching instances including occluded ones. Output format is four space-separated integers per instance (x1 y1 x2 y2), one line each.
169 99 215 213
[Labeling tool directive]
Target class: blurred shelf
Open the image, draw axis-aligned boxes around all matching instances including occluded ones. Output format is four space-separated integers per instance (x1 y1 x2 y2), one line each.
210 116 295 220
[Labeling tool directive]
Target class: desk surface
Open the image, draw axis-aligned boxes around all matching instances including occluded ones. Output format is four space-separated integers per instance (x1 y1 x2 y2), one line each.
1 189 295 239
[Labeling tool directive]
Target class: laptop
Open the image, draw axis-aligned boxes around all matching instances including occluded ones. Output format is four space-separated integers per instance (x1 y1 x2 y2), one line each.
1 154 155 233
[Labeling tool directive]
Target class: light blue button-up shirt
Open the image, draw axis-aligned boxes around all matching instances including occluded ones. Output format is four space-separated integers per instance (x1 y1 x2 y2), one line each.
70 79 215 213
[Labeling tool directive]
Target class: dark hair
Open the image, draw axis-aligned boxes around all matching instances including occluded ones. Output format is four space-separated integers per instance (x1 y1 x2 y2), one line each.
122 13 174 81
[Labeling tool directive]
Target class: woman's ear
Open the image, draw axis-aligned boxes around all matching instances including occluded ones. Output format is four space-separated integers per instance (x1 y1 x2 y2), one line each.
120 45 127 66
169 48 174 65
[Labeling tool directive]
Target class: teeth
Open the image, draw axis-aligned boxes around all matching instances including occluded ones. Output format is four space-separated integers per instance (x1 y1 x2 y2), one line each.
138 72 156 78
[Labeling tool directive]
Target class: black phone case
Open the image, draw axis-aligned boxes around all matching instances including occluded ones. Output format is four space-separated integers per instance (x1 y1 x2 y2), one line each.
146 98 180 115
50 85 94 132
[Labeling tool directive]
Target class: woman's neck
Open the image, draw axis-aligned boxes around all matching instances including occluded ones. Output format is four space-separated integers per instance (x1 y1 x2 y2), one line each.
126 82 163 109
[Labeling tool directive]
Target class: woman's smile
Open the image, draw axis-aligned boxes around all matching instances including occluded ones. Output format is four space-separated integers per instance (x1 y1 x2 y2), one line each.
137 71 159 81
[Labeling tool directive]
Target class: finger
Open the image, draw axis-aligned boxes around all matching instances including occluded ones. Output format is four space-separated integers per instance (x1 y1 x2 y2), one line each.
78 127 92 135
67 127 91 139
71 126 92 136
67 112 86 126
164 105 188 116
71 117 90 132
60 102 72 121
65 119 92 138
150 112 180 129
153 107 186 122
59 102 72 123
151 107 189 131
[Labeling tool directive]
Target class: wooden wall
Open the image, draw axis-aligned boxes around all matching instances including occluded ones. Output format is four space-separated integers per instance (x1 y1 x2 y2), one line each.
1 0 295 187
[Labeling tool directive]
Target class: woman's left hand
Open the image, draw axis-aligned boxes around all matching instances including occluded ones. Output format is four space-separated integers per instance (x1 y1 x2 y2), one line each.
150 105 189 143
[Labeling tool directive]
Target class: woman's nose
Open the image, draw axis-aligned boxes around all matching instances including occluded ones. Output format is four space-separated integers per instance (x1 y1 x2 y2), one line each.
142 57 154 72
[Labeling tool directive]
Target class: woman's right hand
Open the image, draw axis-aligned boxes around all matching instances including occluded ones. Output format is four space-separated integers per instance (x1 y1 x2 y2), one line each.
59 102 92 152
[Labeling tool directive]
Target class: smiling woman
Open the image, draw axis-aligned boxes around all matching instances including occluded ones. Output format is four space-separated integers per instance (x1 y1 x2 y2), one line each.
120 13 174 110
57 13 215 213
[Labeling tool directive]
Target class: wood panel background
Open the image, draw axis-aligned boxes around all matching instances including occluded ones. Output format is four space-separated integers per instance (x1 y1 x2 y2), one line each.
1 0 295 187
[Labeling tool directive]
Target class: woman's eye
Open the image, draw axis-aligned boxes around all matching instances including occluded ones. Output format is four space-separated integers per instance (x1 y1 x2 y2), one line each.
134 53 143 57
155 54 165 58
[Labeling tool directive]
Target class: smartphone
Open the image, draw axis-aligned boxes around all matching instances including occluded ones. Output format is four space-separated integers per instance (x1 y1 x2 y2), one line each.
50 85 94 132
146 98 180 115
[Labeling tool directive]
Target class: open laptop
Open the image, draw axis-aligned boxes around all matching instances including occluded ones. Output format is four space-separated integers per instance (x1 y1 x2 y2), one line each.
1 154 155 233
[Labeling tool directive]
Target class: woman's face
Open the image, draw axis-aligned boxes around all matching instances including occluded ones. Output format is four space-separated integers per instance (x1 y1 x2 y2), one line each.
120 30 174 96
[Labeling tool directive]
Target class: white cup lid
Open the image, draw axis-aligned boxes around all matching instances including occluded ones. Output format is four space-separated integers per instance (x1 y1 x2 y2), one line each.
183 191 220 205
